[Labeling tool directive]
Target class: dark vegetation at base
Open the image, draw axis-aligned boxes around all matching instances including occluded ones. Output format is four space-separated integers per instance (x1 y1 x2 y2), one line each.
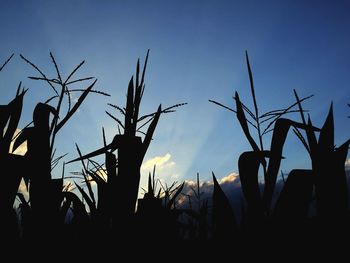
0 51 349 253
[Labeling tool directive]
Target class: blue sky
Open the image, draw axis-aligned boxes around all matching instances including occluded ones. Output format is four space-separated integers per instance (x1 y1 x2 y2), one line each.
1 0 349 191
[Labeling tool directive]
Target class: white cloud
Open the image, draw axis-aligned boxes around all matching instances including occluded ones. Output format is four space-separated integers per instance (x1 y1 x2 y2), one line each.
182 172 240 191
141 153 175 172
179 172 242 207
219 172 239 184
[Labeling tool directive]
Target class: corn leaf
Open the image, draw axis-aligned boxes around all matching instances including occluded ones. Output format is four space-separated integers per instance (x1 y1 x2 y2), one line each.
124 76 134 135
3 90 26 151
238 151 268 217
212 172 238 238
142 105 161 157
273 169 313 220
0 53 14 72
75 182 96 214
75 144 96 205
235 92 260 152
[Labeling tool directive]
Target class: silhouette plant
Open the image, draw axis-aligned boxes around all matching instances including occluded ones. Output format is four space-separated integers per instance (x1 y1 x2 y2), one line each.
10 53 109 239
210 52 316 219
136 165 185 240
0 54 27 240
181 173 209 240
292 96 350 219
68 50 186 235
210 52 349 238
0 50 348 247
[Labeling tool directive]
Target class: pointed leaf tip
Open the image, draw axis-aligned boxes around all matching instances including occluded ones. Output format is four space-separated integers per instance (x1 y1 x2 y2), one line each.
212 172 217 183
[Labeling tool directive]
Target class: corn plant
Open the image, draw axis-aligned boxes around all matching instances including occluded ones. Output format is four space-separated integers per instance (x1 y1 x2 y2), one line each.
181 173 209 240
210 52 317 219
292 95 350 219
68 143 112 236
0 54 26 239
10 53 109 238
1 49 347 245
0 88 27 210
137 165 163 215
270 98 349 240
211 52 349 237
136 165 185 240
68 50 186 231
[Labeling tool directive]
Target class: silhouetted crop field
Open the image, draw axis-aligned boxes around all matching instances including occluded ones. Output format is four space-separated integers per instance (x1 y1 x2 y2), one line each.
1 51 349 255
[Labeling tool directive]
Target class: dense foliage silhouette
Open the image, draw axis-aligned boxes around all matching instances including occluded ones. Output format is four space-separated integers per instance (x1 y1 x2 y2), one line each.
0 51 349 253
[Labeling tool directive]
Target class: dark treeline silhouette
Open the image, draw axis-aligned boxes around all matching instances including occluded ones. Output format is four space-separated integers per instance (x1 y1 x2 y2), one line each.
0 51 349 255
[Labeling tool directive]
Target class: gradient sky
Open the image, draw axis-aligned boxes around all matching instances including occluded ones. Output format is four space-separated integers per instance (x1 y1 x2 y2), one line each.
1 0 349 193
